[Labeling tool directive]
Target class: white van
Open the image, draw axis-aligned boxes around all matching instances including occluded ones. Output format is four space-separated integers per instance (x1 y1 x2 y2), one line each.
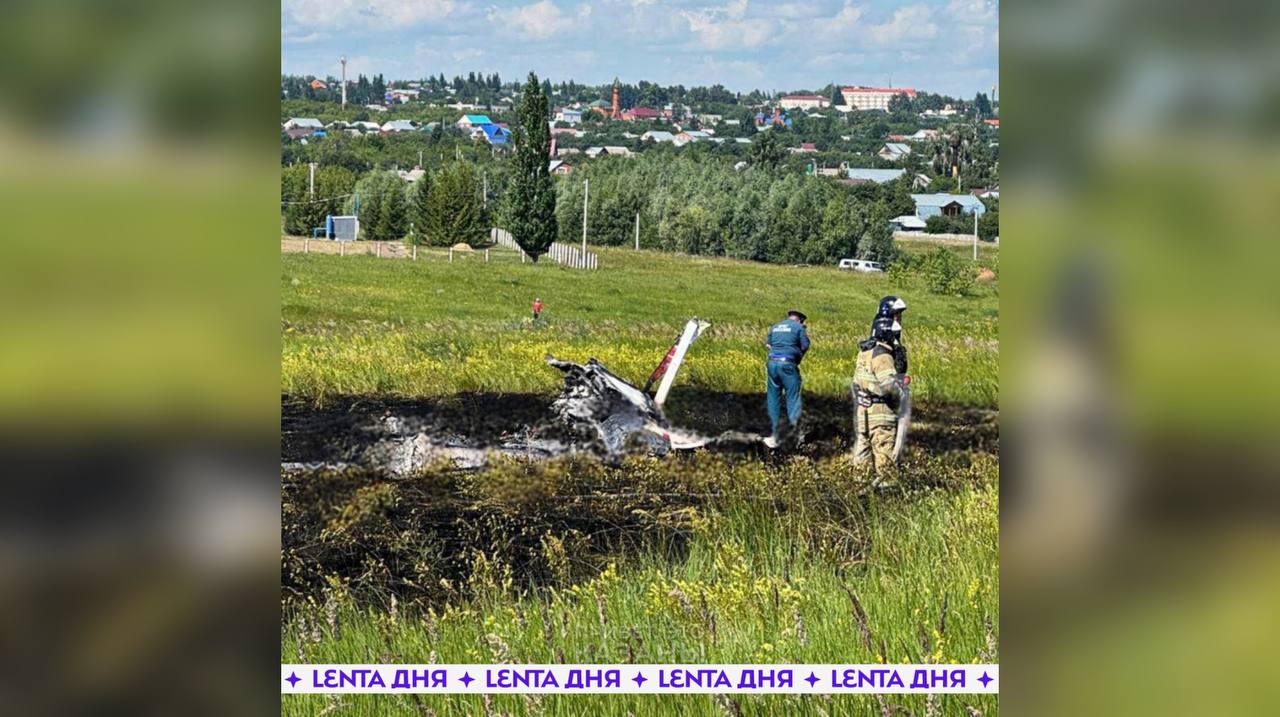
838 258 884 273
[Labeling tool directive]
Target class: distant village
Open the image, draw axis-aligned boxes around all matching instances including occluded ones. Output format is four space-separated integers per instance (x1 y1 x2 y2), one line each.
282 73 999 234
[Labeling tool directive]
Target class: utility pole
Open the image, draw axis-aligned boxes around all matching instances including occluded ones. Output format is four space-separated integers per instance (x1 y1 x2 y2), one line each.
340 56 347 110
308 162 316 198
483 172 488 206
581 178 589 257
634 212 640 250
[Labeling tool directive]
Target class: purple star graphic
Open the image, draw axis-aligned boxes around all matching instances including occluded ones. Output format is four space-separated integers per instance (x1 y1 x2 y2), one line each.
977 672 993 687
805 672 820 687
285 672 300 688
632 672 647 686
459 672 474 687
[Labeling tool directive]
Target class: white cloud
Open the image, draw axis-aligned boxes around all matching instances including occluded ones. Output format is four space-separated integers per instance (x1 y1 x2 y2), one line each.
283 0 457 29
869 4 936 46
497 1 593 41
828 1 865 34
682 0 774 50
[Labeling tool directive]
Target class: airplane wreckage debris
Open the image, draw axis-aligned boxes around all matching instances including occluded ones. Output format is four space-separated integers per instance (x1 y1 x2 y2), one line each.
282 318 908 476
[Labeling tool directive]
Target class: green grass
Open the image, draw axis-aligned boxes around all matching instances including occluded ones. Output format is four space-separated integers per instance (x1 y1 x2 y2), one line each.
282 245 997 407
283 455 999 717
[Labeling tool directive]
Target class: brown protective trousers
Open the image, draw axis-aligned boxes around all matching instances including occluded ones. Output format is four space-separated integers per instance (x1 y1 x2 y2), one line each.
854 410 898 478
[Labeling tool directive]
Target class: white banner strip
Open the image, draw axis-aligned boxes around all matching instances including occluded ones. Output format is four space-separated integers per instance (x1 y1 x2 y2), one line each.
282 664 998 695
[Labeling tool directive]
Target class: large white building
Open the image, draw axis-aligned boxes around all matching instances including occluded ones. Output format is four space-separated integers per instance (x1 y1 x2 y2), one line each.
841 86 917 111
778 94 830 110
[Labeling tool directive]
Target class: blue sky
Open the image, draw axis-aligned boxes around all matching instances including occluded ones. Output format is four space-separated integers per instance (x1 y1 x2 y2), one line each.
282 0 997 98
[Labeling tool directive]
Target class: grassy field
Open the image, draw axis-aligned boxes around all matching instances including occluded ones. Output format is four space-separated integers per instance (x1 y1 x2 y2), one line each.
281 242 999 716
282 244 997 407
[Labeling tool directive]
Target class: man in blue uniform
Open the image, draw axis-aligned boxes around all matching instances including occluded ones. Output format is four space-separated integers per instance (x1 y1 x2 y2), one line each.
764 309 810 448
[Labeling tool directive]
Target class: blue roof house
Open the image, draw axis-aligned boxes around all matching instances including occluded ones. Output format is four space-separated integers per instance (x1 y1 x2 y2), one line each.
479 124 510 145
910 193 987 219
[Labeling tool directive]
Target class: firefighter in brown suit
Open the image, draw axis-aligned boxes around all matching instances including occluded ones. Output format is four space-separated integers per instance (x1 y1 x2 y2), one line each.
853 316 907 481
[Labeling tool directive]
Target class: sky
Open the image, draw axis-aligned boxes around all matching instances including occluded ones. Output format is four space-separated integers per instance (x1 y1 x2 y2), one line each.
282 0 998 99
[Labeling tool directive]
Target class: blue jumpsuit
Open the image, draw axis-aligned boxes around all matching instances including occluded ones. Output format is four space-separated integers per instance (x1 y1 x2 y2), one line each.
765 318 810 437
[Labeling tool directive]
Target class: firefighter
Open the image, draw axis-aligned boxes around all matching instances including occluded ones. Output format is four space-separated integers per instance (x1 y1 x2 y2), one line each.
763 309 810 448
853 316 907 481
877 295 909 373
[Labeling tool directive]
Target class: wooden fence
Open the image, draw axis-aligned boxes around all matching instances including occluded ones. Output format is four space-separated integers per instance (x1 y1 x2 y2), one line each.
490 228 599 270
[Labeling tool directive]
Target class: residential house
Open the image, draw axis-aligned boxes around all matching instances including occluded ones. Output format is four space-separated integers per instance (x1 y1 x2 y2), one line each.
418 122 439 133
283 117 323 131
910 193 987 219
642 130 676 143
913 173 932 190
908 129 940 142
798 142 817 152
397 167 427 183
389 89 420 103
754 109 792 128
548 160 574 176
889 215 928 232
557 147 582 157
887 134 909 142
841 86 916 111
779 94 830 110
734 137 752 144
878 143 912 161
309 79 327 90
697 114 723 125
283 117 323 140
550 126 583 137
920 104 958 117
984 118 1000 128
556 107 583 125
722 119 741 126
602 145 632 157
844 168 907 184
456 114 493 129
673 130 711 146
816 167 842 177
622 107 661 121
351 121 382 133
364 104 388 113
381 119 416 133
475 124 510 145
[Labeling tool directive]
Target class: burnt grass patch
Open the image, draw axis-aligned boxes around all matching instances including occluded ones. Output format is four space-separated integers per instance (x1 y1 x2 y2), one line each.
281 392 997 608
282 391 997 465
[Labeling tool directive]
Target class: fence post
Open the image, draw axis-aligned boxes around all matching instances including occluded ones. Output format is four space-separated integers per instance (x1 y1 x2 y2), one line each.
449 248 453 263
340 241 345 257
412 245 417 261
304 237 309 254
376 241 381 258
485 249 490 263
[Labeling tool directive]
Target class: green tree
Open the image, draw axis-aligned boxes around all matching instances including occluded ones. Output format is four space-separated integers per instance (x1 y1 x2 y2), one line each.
919 247 975 295
973 92 992 119
282 164 356 236
425 162 486 247
507 72 558 260
859 205 897 263
348 170 405 241
748 130 785 172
